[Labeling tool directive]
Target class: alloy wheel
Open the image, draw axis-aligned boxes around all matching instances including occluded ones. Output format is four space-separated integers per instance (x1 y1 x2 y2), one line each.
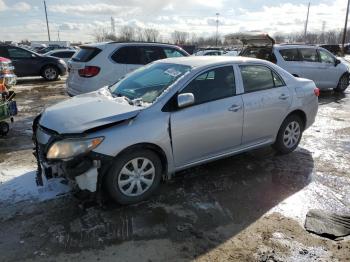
44 67 57 80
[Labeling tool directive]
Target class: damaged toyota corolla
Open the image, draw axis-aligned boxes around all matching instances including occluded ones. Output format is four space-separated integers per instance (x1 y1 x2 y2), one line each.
33 56 319 204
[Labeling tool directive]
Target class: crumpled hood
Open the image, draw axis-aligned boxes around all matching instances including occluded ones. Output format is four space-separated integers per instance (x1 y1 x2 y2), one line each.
39 89 142 134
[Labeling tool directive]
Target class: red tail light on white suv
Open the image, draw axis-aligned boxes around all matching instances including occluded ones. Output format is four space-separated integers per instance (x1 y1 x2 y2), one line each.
78 66 100 78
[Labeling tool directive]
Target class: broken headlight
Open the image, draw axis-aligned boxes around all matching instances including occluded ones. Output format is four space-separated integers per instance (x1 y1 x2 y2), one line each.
47 137 104 160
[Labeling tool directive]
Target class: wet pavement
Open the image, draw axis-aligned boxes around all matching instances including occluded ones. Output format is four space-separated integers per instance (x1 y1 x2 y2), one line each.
0 78 349 261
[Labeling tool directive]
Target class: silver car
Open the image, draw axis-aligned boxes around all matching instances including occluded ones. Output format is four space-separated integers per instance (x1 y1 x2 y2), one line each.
34 56 319 204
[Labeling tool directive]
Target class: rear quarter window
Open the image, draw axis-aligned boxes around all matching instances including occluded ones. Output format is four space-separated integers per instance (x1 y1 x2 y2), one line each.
279 49 301 61
72 47 101 62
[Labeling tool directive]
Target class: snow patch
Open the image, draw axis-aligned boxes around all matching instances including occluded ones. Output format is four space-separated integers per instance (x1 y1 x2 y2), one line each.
0 166 71 206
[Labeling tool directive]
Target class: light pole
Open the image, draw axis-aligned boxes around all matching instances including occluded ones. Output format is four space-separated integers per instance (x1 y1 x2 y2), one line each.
342 0 350 56
303 2 310 43
43 0 51 41
215 13 220 47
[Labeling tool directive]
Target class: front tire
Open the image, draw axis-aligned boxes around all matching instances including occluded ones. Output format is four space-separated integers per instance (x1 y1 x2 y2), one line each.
334 73 349 93
42 66 59 81
105 149 162 205
273 115 304 154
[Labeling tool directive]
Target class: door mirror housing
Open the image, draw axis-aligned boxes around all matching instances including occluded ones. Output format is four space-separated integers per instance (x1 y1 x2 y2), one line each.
335 59 341 67
177 93 195 108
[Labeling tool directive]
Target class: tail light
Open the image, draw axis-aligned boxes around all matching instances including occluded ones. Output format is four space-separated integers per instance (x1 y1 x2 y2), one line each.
314 87 320 97
78 66 100 78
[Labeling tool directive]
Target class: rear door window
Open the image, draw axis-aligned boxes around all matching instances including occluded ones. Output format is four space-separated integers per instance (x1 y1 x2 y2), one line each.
163 48 186 58
279 49 301 61
112 46 165 65
299 48 319 62
240 65 284 92
72 47 101 62
53 51 74 58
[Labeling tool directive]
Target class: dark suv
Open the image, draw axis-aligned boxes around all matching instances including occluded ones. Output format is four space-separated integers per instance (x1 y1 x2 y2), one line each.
0 45 67 81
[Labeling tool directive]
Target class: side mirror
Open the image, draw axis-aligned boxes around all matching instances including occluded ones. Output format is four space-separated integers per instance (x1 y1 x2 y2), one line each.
335 59 341 67
177 93 195 108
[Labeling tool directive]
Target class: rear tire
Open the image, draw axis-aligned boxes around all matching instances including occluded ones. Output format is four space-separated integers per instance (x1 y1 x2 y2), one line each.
42 65 59 81
105 149 162 205
334 74 349 93
273 115 304 154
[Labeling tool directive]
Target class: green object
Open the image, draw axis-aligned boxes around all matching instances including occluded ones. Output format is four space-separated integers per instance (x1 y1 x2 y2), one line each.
0 101 9 121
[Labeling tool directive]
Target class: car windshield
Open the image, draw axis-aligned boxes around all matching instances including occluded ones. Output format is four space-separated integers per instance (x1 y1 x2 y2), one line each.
109 63 191 104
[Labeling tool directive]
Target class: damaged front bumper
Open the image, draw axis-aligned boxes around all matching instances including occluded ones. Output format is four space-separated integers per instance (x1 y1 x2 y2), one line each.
33 119 113 194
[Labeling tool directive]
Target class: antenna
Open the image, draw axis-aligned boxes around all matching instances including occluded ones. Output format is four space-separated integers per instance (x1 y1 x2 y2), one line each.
304 2 310 43
43 0 51 41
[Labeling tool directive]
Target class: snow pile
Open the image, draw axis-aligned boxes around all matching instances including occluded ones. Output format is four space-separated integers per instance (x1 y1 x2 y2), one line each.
0 166 71 206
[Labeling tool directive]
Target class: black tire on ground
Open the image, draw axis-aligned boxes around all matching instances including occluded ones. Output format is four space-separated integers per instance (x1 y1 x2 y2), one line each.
0 121 9 136
272 115 304 154
105 149 162 205
334 73 349 93
42 65 59 81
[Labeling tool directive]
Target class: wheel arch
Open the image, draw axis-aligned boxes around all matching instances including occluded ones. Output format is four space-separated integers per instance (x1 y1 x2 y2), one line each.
285 109 307 129
114 143 168 178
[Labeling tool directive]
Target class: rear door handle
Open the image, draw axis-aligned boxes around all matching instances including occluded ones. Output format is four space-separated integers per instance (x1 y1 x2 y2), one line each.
279 94 289 100
228 105 242 112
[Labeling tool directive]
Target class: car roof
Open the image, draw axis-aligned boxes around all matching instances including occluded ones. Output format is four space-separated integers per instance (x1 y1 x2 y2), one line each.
274 44 317 50
48 49 75 53
81 41 182 48
155 56 265 68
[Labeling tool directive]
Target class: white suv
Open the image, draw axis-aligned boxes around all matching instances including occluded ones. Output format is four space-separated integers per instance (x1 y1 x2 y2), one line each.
237 33 349 92
66 42 189 96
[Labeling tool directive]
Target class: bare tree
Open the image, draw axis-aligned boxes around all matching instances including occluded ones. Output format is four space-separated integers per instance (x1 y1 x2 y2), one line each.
92 27 117 42
171 31 189 44
118 26 135 41
143 28 160 42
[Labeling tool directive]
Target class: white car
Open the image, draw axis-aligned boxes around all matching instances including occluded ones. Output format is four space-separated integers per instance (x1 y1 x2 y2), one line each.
44 49 76 64
194 50 225 56
66 42 189 96
223 50 239 56
237 33 349 92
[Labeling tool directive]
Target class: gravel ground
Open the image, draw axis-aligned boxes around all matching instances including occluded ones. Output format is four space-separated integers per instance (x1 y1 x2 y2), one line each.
0 77 349 262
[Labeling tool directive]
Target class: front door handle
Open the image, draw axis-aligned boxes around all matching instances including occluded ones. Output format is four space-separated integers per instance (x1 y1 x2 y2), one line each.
279 94 289 100
228 105 242 112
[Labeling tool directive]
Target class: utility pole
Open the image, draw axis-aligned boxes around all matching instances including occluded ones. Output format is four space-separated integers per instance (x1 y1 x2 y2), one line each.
43 0 51 41
57 29 60 41
215 13 220 47
342 0 350 56
304 2 310 43
111 17 116 35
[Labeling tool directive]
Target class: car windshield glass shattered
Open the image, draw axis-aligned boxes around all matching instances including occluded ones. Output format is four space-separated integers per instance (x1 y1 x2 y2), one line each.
109 63 191 104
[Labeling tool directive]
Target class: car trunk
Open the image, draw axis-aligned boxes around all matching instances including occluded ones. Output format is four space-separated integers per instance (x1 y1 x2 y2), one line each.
228 33 276 63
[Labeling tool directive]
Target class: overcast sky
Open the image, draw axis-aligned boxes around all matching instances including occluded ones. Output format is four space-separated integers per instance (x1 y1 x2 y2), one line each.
0 0 348 42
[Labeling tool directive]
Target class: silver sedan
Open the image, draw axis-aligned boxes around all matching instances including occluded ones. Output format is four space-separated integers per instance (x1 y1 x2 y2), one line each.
35 56 319 204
